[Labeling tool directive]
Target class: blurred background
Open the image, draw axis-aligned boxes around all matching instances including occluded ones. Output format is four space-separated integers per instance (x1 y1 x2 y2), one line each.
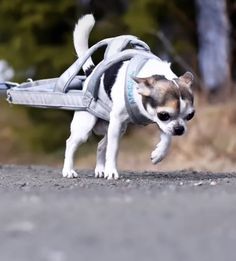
0 0 236 172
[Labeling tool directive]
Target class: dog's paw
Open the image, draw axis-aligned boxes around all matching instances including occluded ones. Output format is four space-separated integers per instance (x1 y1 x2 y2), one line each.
62 168 78 178
151 133 171 164
104 167 119 180
94 165 105 178
151 147 166 164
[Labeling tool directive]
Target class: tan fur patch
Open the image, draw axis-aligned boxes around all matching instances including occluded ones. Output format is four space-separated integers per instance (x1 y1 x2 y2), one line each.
151 80 180 109
165 99 179 111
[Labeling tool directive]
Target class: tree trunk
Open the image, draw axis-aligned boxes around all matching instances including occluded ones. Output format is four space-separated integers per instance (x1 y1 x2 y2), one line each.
195 0 231 99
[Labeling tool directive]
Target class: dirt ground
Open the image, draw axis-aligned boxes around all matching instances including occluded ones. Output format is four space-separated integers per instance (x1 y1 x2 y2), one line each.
0 165 236 261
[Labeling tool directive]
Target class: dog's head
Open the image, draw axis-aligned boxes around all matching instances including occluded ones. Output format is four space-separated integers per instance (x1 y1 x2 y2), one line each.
134 72 195 136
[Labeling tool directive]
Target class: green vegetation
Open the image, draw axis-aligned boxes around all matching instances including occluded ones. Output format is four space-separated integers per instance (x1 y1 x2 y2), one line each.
0 0 78 80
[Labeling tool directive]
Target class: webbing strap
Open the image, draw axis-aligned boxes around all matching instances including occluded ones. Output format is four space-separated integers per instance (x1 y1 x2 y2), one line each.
54 37 113 93
55 35 151 94
0 82 18 90
104 35 150 58
125 55 154 125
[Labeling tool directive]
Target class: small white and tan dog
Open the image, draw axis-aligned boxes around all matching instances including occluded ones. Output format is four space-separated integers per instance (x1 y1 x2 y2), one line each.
62 14 195 180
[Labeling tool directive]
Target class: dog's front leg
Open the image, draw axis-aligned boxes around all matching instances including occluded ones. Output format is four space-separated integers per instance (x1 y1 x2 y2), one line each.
104 116 125 180
151 132 172 164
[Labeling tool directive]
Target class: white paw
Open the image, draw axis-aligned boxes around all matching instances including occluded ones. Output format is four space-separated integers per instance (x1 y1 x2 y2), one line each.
62 168 78 178
94 165 105 178
104 167 119 180
151 147 166 164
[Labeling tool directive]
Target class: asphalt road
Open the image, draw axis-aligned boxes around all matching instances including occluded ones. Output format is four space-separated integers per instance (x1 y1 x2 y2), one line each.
0 164 236 261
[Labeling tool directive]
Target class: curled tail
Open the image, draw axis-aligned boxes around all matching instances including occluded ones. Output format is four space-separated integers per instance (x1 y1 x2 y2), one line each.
73 14 95 74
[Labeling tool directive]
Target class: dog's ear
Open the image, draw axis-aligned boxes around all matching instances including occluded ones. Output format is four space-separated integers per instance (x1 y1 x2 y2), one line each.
178 72 194 89
132 76 155 96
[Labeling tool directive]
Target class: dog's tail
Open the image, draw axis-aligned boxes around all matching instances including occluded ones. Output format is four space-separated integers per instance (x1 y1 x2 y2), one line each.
73 14 95 75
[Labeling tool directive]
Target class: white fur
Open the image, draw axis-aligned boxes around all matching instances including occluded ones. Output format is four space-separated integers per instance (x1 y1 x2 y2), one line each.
62 14 191 179
73 14 95 71
138 60 177 80
151 132 172 164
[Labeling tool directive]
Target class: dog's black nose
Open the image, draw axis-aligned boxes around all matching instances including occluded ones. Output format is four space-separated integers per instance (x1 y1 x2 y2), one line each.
173 125 185 136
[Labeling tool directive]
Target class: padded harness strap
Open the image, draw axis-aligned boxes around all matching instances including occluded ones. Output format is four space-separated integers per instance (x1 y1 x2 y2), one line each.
125 55 154 125
54 38 113 93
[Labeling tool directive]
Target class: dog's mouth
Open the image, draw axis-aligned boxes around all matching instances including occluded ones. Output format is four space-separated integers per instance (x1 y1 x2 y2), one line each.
172 132 184 136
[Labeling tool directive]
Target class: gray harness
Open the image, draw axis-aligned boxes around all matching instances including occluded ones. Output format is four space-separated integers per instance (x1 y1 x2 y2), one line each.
6 35 158 125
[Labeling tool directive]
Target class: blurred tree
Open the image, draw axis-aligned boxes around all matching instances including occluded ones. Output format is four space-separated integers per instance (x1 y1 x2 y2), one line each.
229 0 236 80
0 0 78 80
195 0 231 100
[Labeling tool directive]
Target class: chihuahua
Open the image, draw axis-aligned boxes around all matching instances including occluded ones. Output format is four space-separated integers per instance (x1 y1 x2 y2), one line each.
62 14 195 179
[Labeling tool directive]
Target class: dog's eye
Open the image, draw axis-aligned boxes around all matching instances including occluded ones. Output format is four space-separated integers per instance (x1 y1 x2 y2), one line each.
157 112 170 121
185 111 195 121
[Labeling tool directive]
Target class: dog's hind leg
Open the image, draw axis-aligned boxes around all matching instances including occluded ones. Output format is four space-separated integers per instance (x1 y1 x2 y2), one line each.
62 111 97 178
95 135 107 178
93 120 108 178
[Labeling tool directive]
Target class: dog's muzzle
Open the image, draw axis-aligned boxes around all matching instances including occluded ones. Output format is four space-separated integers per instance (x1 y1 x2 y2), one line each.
173 125 185 136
